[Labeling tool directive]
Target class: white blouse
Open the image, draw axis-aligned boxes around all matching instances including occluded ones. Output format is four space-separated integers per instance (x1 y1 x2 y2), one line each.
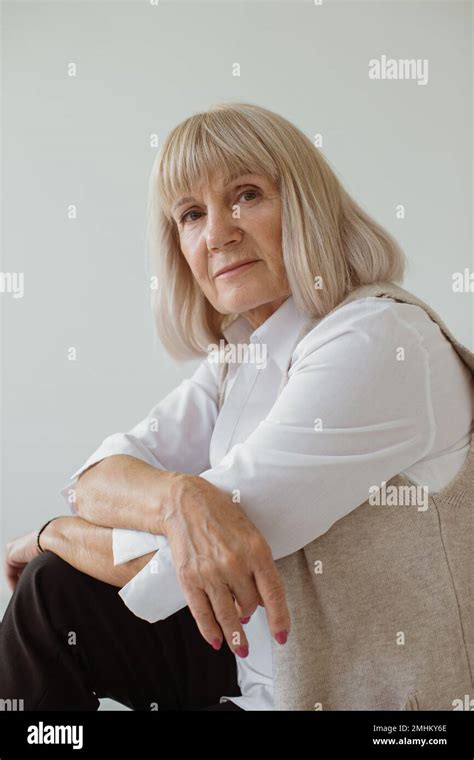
61 294 472 711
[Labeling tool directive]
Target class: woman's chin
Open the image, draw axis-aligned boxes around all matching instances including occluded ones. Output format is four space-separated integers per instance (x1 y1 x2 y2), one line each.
215 286 268 315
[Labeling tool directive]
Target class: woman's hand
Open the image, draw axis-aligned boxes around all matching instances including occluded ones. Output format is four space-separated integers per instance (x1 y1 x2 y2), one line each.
4 530 41 592
161 474 291 657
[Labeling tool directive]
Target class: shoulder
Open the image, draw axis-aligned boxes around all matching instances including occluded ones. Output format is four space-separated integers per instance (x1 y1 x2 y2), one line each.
290 296 432 371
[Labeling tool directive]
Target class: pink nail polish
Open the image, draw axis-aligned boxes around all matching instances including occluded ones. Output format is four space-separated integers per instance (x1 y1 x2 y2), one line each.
239 616 251 624
275 630 288 645
211 639 222 650
235 645 249 658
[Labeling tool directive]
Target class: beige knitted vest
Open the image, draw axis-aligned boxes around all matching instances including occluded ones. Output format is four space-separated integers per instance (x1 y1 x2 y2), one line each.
218 281 473 710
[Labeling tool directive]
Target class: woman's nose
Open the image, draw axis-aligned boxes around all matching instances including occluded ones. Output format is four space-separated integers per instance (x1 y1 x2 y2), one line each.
205 208 243 252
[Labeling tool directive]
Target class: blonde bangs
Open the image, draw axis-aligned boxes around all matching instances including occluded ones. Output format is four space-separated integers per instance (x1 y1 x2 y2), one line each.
156 108 279 219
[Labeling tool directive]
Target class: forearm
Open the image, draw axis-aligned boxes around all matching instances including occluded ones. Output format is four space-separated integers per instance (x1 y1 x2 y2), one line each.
40 515 156 587
74 454 185 535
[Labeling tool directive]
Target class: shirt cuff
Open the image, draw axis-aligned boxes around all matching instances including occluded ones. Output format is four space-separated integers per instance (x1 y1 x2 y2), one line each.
112 529 167 566
118 543 187 622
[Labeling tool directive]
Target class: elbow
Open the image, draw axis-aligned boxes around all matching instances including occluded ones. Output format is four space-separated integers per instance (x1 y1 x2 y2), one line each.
74 470 98 521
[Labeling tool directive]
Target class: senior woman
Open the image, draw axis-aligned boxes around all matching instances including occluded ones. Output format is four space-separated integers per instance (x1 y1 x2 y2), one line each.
1 102 472 711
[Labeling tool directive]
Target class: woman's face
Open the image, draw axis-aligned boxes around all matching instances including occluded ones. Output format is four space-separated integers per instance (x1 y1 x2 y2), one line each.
172 172 290 329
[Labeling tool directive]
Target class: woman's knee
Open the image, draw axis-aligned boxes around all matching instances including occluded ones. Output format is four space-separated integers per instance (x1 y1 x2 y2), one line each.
16 551 85 597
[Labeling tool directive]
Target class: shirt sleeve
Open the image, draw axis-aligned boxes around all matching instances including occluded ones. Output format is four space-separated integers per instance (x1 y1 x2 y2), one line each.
59 357 220 565
116 301 436 622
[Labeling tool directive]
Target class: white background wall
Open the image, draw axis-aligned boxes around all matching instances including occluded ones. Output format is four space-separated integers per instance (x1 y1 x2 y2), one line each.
1 0 472 627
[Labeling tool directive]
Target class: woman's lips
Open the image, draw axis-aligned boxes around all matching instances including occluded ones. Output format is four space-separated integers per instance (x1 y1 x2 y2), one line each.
215 260 258 279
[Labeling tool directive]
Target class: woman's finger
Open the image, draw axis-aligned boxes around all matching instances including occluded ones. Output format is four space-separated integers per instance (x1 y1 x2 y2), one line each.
208 584 249 657
230 578 260 622
184 585 224 650
4 561 18 593
254 560 291 645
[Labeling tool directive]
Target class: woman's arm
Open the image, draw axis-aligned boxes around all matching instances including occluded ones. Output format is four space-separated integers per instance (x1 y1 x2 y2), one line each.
40 515 156 587
62 357 221 529
74 454 184 535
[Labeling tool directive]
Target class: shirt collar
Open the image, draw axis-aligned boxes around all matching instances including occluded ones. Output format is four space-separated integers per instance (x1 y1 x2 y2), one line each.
222 295 313 374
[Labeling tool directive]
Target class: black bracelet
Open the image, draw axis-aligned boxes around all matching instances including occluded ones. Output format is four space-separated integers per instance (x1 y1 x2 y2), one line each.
37 517 60 553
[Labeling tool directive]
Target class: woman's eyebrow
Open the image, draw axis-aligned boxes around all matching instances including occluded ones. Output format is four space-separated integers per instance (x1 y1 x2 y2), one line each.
172 175 260 213
173 196 196 213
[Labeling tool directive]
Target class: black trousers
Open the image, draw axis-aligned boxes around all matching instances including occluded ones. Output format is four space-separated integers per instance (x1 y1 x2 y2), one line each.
0 551 244 711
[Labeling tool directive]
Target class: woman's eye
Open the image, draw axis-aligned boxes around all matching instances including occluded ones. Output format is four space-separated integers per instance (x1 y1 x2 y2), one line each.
179 190 260 224
180 209 201 224
238 189 260 202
